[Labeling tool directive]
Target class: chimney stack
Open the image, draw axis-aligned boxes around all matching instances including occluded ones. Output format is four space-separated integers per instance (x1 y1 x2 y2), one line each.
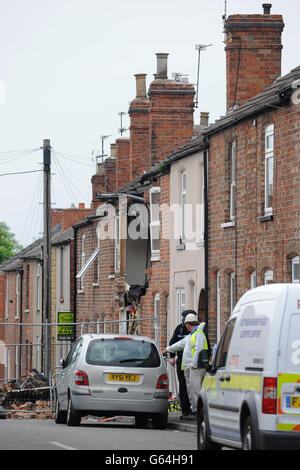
155 53 169 79
225 7 284 110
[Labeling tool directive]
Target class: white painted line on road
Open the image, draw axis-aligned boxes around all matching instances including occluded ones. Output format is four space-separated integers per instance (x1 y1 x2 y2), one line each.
49 441 77 450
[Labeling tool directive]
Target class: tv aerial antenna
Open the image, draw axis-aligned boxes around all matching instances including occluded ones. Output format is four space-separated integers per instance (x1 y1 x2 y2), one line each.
118 112 129 136
194 44 212 109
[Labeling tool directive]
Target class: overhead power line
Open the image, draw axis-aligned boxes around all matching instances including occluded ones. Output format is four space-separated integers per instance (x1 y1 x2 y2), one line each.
0 169 42 177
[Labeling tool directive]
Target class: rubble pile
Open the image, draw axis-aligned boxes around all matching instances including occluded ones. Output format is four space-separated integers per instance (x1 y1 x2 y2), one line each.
0 369 53 419
5 400 54 419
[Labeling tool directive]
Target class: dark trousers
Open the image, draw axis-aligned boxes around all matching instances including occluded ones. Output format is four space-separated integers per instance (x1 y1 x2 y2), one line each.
176 359 191 414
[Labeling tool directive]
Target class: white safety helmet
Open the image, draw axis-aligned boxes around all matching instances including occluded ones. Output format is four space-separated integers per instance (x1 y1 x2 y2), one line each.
184 313 198 324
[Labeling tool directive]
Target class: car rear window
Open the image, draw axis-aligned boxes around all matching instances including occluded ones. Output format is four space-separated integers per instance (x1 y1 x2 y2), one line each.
86 338 161 368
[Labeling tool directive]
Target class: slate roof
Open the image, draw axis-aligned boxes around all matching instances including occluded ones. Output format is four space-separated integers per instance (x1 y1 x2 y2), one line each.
203 65 300 136
0 225 73 274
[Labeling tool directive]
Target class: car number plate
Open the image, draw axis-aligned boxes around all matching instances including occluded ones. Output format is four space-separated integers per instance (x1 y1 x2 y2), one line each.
108 373 139 383
286 396 300 408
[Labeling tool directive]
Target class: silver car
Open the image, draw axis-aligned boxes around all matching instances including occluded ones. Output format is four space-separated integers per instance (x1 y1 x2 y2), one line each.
54 334 169 429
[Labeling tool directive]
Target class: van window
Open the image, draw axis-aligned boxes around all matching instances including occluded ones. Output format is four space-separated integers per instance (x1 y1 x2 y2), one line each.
214 319 236 369
86 338 161 368
227 301 274 370
286 313 300 372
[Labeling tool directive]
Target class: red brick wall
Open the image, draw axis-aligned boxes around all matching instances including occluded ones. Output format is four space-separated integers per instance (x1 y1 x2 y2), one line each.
51 206 93 230
115 138 131 191
207 103 300 344
0 275 5 377
140 173 170 347
225 13 284 110
148 79 195 164
129 97 150 179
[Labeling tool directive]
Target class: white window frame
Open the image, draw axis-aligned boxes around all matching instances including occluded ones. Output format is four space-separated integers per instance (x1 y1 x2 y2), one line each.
250 271 257 289
216 271 221 342
114 215 120 273
149 187 161 261
36 263 41 311
176 288 185 325
181 172 187 242
5 277 8 320
264 269 274 285
230 272 235 314
80 235 86 290
264 124 274 215
292 256 300 284
94 236 100 285
15 273 20 320
230 141 236 221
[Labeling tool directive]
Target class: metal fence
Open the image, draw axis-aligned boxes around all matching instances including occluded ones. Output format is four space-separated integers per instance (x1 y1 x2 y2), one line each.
0 316 179 415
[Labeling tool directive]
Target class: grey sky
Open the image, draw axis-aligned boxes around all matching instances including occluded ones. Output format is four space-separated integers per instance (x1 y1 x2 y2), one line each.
0 0 299 247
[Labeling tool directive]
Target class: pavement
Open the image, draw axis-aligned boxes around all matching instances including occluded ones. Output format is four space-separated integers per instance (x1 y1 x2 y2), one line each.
167 411 197 433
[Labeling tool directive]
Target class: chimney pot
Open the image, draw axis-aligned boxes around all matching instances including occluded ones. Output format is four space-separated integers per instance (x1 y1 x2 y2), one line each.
155 53 169 79
200 112 209 127
262 3 272 14
135 74 147 99
110 143 116 160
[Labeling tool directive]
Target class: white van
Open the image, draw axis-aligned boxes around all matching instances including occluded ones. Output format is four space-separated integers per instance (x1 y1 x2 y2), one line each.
197 284 300 450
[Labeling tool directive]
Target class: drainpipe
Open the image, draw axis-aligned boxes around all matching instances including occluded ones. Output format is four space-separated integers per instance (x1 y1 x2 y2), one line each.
18 267 23 378
73 225 77 336
203 141 209 336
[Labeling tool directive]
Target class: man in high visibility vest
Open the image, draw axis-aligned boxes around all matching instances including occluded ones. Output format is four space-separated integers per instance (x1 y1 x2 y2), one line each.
162 312 209 416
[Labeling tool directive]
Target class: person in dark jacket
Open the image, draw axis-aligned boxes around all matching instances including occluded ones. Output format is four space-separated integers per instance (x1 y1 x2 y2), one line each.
169 310 194 418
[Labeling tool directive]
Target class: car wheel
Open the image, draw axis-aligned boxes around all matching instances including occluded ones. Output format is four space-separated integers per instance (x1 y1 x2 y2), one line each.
197 407 220 450
66 394 81 427
152 412 168 430
242 416 256 450
55 394 67 424
135 415 148 428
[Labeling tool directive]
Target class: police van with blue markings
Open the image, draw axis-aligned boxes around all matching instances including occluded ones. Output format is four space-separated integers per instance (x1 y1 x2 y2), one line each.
197 283 300 450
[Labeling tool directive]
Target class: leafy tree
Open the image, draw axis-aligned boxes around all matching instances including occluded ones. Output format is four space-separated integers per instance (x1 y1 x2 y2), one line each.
0 222 23 263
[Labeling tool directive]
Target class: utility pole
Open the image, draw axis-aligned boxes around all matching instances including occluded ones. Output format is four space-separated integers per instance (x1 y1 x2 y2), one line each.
43 139 51 377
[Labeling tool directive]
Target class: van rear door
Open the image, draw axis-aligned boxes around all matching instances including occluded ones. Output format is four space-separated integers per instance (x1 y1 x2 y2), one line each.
277 287 300 432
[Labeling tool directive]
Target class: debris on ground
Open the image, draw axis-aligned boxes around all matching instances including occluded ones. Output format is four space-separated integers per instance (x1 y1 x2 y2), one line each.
0 370 52 418
4 400 54 419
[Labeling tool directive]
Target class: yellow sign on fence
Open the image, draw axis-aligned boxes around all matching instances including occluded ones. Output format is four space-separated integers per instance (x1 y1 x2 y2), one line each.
57 312 75 341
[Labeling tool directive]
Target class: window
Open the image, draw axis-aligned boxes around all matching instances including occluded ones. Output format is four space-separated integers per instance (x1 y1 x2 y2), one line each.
292 257 299 284
81 235 86 290
60 247 64 300
181 172 187 242
213 318 236 369
265 124 274 214
94 236 100 284
264 270 274 285
114 216 120 273
149 187 161 261
5 277 8 320
36 263 41 311
230 272 236 313
25 265 30 310
176 288 185 324
250 271 257 289
15 273 20 319
230 141 236 221
86 338 161 368
216 271 221 341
